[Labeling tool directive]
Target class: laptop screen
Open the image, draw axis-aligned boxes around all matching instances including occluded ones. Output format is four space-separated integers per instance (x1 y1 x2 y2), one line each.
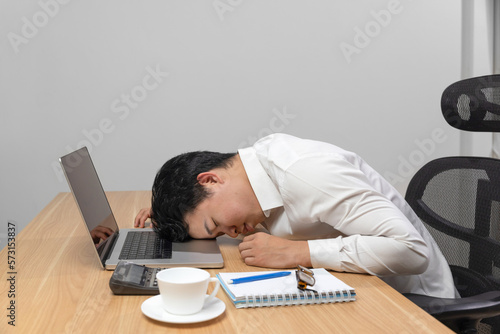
60 147 119 255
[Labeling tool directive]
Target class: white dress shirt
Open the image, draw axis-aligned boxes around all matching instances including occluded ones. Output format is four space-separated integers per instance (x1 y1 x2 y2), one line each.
238 133 458 298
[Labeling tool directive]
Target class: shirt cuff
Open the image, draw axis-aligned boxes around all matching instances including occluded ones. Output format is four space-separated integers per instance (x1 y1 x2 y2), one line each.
308 238 342 270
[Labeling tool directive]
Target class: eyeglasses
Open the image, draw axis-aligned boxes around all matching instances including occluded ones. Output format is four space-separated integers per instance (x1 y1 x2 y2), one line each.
295 265 316 291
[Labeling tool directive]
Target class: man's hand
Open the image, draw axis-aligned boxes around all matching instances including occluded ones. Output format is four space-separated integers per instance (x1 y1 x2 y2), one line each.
90 225 114 245
238 232 312 268
134 207 152 228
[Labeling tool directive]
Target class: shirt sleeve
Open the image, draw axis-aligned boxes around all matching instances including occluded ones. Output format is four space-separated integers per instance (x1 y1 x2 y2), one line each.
280 154 430 277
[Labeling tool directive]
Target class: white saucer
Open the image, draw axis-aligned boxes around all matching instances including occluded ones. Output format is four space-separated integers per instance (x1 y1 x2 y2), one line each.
141 295 226 324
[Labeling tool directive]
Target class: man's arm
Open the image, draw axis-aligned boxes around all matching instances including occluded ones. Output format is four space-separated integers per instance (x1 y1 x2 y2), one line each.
287 156 430 276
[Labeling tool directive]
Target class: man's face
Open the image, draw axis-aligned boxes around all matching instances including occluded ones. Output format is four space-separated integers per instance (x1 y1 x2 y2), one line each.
184 174 265 239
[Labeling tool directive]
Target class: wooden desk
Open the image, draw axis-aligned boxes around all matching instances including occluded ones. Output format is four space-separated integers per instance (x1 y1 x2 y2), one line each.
0 191 452 333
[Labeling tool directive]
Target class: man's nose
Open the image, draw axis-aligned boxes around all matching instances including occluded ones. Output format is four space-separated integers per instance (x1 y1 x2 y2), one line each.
224 225 238 238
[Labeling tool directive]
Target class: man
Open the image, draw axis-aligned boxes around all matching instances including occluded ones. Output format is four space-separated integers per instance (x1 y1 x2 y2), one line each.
135 133 457 298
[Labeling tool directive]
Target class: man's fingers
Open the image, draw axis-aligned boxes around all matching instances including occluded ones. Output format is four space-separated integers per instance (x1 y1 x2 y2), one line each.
93 231 109 240
238 234 256 251
134 207 151 227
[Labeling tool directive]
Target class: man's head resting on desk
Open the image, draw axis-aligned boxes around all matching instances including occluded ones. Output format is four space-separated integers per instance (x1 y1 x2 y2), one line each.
151 151 265 242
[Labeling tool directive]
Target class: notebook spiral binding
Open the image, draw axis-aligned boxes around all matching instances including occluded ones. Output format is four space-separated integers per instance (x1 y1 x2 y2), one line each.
240 289 353 308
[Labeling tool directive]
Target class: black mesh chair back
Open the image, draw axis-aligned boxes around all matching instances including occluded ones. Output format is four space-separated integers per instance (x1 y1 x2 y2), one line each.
403 74 500 333
405 156 500 333
442 74 500 132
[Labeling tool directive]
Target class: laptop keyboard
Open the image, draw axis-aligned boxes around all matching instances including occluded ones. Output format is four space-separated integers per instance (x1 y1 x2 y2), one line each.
119 231 172 260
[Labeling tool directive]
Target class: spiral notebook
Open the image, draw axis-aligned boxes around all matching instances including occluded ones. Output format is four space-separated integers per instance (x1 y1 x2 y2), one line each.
217 268 356 308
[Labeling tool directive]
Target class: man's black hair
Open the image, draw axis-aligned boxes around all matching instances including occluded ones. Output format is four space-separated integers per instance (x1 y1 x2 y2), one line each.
151 151 237 241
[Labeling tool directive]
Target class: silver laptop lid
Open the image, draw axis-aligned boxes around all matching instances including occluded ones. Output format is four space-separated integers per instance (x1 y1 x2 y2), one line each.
59 147 118 268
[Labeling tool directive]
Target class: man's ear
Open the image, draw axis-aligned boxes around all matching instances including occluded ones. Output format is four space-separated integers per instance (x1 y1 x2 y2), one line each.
197 172 223 186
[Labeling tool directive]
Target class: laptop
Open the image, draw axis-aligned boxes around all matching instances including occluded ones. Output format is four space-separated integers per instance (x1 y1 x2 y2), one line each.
59 147 224 270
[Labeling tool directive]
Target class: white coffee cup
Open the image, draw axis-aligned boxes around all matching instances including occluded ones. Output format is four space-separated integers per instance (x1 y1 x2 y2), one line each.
156 267 220 315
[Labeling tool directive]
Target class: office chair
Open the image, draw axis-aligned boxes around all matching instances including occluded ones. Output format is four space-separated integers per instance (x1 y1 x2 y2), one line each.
404 75 500 334
441 74 500 132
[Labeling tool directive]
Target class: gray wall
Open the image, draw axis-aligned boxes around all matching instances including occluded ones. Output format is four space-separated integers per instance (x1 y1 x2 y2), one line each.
0 0 472 248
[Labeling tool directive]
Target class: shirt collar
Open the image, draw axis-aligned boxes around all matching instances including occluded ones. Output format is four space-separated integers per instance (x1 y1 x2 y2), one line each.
238 147 283 217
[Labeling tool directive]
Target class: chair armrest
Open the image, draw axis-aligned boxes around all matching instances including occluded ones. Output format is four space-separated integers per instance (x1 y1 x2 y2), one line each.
404 291 500 322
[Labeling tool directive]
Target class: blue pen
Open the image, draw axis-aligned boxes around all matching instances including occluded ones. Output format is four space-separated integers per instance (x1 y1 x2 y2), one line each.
228 271 291 284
